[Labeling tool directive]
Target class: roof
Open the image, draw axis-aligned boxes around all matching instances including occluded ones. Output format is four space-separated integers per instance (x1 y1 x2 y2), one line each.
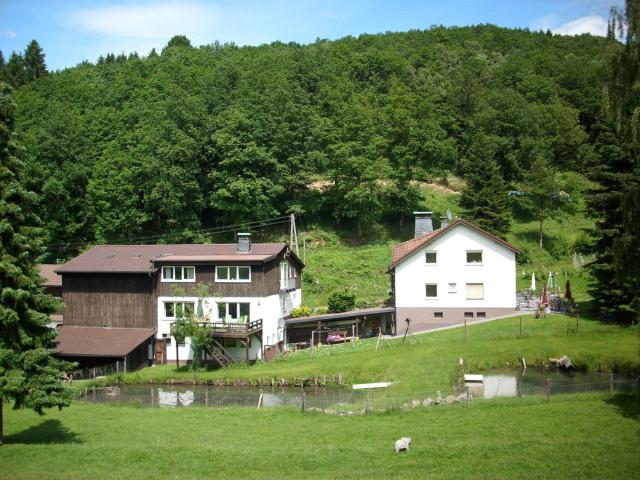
39 264 62 287
285 307 396 325
55 243 303 274
53 326 156 357
388 219 521 271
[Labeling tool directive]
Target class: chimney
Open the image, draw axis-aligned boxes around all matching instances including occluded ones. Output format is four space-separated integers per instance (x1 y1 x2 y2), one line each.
413 211 433 238
440 215 449 229
237 232 251 252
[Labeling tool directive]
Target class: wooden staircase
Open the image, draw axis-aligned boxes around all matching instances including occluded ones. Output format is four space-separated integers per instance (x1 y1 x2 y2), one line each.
208 338 235 367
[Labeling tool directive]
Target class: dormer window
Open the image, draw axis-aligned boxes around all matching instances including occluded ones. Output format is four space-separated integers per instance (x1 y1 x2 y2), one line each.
161 266 195 282
216 266 251 283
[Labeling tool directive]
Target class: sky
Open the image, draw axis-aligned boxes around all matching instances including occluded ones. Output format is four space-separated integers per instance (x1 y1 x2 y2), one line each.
0 0 624 71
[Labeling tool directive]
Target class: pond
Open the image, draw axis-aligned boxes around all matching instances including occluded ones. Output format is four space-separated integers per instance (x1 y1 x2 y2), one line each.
467 368 639 399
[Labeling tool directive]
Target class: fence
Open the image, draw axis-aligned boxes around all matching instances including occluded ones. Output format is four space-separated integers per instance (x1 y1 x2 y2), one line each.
75 373 639 413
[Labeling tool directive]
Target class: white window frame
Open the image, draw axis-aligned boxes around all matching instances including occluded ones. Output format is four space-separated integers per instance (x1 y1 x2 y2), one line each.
216 302 251 322
215 266 251 283
425 283 438 299
161 266 196 282
466 250 483 265
466 283 484 300
448 282 457 293
280 261 296 289
425 250 437 265
163 301 195 320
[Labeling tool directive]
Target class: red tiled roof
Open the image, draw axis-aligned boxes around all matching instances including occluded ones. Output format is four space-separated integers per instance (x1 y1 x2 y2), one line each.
53 326 155 357
39 264 62 287
55 243 291 273
388 219 520 271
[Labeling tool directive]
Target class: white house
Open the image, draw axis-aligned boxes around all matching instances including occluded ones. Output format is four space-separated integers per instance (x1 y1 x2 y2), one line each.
388 213 520 333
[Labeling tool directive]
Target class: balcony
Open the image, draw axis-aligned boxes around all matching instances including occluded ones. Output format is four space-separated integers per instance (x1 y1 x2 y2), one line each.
280 278 297 291
202 318 263 338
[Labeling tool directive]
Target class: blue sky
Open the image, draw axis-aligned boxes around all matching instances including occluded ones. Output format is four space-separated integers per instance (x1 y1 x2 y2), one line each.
0 0 623 71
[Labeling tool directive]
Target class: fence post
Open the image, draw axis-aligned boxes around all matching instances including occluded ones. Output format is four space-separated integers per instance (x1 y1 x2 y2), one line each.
609 373 614 395
257 392 263 409
519 316 522 338
464 318 467 339
301 392 306 414
544 378 550 402
466 386 470 408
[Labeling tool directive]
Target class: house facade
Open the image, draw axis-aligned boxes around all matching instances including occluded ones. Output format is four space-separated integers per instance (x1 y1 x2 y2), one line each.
54 234 303 367
389 213 520 333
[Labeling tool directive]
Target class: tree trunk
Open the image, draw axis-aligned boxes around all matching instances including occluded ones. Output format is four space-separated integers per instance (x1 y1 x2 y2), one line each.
538 216 544 248
176 343 180 369
0 397 4 446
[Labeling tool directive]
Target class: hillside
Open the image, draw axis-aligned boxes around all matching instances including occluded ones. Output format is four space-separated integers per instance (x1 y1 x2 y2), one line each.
8 25 611 262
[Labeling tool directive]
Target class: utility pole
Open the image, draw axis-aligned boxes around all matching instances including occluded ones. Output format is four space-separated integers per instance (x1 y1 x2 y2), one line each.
290 213 299 255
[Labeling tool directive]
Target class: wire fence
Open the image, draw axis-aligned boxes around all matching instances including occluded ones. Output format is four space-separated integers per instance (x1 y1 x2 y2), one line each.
75 373 640 413
66 361 126 381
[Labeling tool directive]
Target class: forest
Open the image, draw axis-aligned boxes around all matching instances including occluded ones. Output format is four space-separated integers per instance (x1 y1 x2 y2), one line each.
0 19 638 321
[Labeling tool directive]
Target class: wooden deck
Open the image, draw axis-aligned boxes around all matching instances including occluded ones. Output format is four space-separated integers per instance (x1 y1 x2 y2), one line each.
201 319 263 338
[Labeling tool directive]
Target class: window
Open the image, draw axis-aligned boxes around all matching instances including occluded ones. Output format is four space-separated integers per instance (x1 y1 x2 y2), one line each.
434 312 444 319
215 266 251 282
448 282 457 293
425 284 438 298
217 302 250 321
425 251 437 264
161 266 195 282
464 312 474 319
163 301 194 319
466 283 484 300
466 251 483 264
280 261 296 289
162 333 171 346
476 312 486 319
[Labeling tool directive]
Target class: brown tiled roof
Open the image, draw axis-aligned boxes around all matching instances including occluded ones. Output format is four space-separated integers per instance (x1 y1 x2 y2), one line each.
53 326 155 357
39 264 62 287
55 243 290 273
388 219 520 271
153 254 276 263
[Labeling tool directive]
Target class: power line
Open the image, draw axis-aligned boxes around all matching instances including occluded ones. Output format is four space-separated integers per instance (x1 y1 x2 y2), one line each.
46 215 291 250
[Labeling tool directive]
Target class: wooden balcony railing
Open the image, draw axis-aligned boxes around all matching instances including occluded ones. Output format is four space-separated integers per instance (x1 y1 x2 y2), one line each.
201 319 263 337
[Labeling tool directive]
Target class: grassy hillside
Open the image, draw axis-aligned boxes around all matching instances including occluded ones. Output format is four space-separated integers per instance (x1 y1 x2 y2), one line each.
300 182 595 310
1 395 638 479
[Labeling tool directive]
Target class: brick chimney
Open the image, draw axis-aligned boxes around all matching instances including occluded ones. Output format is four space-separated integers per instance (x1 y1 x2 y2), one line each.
237 232 251 252
440 215 449 229
413 211 433 238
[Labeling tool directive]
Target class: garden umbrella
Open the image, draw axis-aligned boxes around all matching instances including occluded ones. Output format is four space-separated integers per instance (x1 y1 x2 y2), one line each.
547 272 554 290
196 299 204 319
565 280 572 299
530 273 536 291
540 285 548 305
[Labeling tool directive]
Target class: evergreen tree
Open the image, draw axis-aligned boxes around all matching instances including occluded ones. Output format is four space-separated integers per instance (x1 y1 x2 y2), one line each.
0 51 5 81
23 40 47 81
589 0 640 323
0 84 74 445
163 35 192 53
459 148 511 237
5 52 24 88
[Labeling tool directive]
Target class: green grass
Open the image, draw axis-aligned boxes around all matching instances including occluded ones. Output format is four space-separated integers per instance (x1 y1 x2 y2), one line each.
109 314 639 391
2 394 638 479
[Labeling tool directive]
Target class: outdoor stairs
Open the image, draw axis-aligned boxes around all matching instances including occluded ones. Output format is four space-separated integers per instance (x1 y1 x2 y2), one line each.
208 338 235 367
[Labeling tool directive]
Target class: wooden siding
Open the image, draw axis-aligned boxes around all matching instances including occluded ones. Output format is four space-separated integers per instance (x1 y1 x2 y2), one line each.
62 274 156 328
156 251 302 297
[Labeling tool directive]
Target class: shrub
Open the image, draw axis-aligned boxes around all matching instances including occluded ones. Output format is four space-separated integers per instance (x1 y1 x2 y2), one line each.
290 306 312 318
327 290 356 313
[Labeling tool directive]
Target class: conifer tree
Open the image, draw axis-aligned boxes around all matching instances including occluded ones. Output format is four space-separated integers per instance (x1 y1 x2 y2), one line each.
23 40 47 81
0 51 5 81
5 52 24 88
459 149 511 237
0 84 73 445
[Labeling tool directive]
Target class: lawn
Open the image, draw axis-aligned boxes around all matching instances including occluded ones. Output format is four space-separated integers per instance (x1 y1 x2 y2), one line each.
108 314 639 391
1 394 638 479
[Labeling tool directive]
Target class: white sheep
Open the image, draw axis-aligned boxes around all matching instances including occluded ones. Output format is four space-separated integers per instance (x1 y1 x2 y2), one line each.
394 437 412 453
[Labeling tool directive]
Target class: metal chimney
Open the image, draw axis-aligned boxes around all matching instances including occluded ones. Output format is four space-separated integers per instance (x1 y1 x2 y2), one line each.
237 232 251 252
413 211 433 238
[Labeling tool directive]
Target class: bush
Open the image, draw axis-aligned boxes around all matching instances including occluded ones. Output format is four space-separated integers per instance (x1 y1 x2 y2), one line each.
327 290 356 313
290 306 312 318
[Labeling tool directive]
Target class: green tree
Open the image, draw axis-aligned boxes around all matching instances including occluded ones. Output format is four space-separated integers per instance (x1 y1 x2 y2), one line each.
0 84 73 445
23 40 47 81
0 51 5 82
163 35 192 53
5 52 24 88
327 290 356 313
459 146 511 237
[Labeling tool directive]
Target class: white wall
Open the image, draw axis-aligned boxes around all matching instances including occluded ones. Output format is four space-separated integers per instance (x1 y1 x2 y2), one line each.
394 225 516 309
157 289 301 362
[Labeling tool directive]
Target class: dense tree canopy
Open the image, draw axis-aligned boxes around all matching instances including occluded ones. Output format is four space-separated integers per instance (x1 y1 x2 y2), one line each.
5 25 613 261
